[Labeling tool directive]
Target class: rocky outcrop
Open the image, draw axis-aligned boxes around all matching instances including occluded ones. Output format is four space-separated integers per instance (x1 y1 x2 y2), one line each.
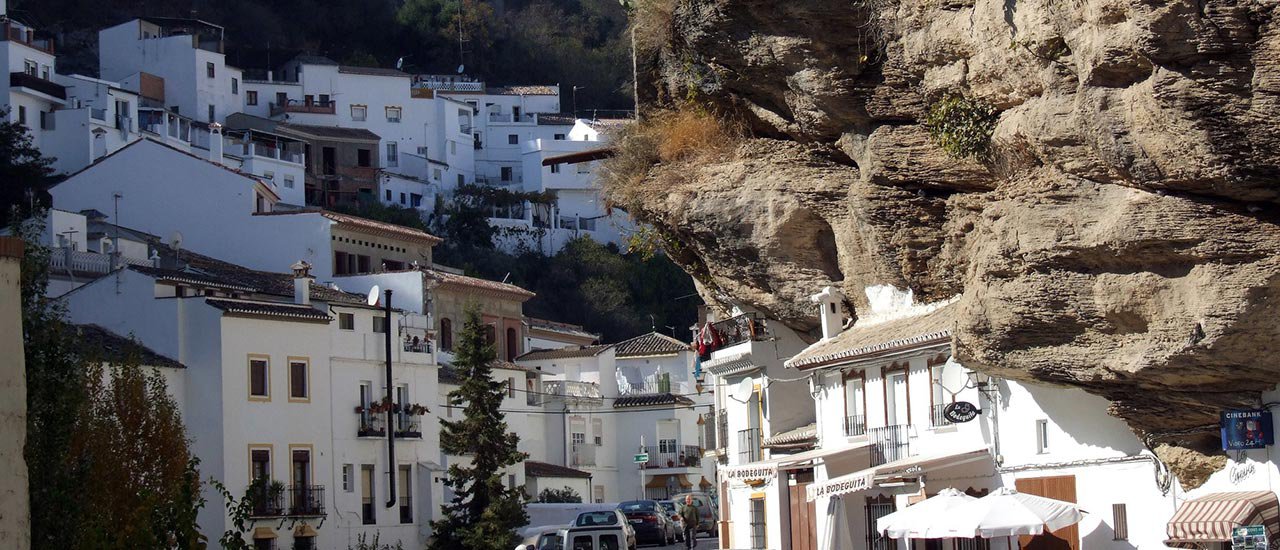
620 0 1280 483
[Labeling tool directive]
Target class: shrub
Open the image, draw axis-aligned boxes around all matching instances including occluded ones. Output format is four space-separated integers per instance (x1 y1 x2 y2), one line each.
600 107 740 212
925 96 999 160
625 0 678 56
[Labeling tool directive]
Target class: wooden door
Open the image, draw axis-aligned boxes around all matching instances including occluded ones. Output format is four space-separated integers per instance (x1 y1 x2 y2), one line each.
788 471 818 550
1015 476 1078 550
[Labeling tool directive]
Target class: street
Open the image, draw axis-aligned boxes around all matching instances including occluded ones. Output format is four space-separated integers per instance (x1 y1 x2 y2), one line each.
641 532 718 550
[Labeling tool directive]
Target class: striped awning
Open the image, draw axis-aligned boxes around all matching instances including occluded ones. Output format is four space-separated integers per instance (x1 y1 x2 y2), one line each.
1165 491 1280 547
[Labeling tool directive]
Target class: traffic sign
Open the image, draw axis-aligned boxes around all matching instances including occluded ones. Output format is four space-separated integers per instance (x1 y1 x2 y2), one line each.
633 453 649 464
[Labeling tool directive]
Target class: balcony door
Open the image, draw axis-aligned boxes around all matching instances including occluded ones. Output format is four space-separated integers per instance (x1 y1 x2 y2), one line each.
844 374 866 436
251 449 271 482
884 370 909 427
293 449 311 487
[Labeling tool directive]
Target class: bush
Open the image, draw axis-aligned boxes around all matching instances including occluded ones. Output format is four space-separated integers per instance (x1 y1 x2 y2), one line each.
924 96 999 161
626 0 678 56
600 107 740 212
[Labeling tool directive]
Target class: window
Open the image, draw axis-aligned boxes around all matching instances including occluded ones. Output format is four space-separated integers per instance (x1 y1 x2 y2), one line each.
457 174 464 186
343 464 354 492
358 149 372 167
432 169 442 181
387 142 398 167
319 94 330 106
207 62 216 78
357 254 371 273
1036 419 1050 453
749 498 766 550
411 193 423 208
844 373 866 436
659 439 677 453
386 106 402 123
1112 503 1128 540
232 78 239 94
253 537 275 550
501 167 513 181
17 106 26 126
593 486 605 504
550 164 561 174
291 448 312 489
293 536 314 550
865 495 895 550
384 189 392 201
507 134 518 145
275 92 288 107
507 377 516 399
361 465 375 525
440 318 453 351
592 418 603 445
246 90 258 105
334 252 349 276
399 465 412 523
506 327 518 361
351 104 367 121
263 171 275 181
249 357 269 399
283 175 295 188
23 59 37 76
373 316 387 333
208 105 215 123
41 66 50 80
288 359 309 401
930 363 951 427
251 448 271 482
399 192 406 205
484 325 496 345
554 133 566 140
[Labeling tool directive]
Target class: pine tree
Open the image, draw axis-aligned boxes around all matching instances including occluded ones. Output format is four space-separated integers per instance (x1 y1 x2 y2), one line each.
429 307 529 550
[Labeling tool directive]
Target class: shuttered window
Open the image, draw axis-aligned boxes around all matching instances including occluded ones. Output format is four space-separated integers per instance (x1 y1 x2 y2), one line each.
289 360 309 400
250 358 269 398
1112 503 1128 540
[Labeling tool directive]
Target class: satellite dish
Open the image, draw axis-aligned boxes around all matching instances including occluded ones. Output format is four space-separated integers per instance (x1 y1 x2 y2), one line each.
367 285 381 307
732 378 755 402
939 356 967 396
169 231 184 251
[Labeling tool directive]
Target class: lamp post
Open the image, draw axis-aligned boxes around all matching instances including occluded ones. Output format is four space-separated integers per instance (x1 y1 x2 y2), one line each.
383 288 398 508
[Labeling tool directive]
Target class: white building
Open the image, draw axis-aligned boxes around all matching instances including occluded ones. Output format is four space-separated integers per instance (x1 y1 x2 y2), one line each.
59 244 442 550
42 74 141 174
99 18 242 124
2 9 63 150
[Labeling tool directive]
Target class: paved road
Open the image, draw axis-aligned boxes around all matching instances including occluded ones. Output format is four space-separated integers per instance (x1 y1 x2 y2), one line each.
642 532 718 550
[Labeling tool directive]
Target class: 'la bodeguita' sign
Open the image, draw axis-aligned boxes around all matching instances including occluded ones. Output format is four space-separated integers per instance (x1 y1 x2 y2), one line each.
943 401 980 423
1221 409 1274 450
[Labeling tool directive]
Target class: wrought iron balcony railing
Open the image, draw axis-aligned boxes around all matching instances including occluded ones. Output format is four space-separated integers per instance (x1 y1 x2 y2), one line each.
845 414 867 437
288 485 325 516
869 425 910 467
738 428 762 464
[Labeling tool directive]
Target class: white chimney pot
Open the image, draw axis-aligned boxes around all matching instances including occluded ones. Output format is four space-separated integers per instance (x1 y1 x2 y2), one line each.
292 260 313 305
810 286 846 341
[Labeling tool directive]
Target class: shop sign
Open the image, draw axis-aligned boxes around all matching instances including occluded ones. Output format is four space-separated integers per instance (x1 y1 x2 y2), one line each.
943 401 980 423
1221 409 1274 450
1232 525 1267 550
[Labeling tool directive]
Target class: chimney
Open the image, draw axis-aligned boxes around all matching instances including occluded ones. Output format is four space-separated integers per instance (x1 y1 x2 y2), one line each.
209 122 224 165
291 260 313 305
811 286 846 341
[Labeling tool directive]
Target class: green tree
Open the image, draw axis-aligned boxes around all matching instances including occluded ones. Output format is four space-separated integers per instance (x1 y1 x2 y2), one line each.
430 307 529 550
537 487 583 503
0 112 55 226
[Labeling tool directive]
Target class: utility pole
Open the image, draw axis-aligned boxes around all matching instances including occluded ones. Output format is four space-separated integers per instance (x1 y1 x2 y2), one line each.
384 289 397 509
639 434 645 500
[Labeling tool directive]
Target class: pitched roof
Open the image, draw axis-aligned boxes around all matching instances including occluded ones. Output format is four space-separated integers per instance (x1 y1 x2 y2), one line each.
763 423 817 448
424 268 534 300
515 345 612 362
542 147 614 166
525 460 592 479
613 393 694 409
253 209 441 245
204 298 333 323
526 317 599 342
59 138 272 195
702 353 761 377
536 113 578 126
787 300 958 370
75 324 185 369
487 85 558 96
613 332 690 358
290 54 339 66
276 122 381 142
438 360 538 384
338 66 410 78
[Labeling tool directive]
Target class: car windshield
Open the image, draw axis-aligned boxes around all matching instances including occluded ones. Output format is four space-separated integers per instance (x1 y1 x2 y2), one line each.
575 511 619 526
537 533 564 550
618 500 656 512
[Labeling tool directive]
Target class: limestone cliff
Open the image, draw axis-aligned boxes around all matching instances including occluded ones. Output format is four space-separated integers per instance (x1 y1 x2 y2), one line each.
615 0 1280 483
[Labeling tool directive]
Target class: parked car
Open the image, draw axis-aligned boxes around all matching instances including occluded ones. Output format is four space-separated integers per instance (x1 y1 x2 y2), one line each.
573 510 636 550
618 500 675 546
562 523 633 550
670 492 718 536
656 501 685 542
515 525 569 550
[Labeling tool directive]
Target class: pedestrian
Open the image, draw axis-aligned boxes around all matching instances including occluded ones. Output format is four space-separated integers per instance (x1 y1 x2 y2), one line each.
680 495 700 549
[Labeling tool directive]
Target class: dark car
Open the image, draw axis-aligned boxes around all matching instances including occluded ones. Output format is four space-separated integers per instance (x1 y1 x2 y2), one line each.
618 500 674 546
657 501 685 542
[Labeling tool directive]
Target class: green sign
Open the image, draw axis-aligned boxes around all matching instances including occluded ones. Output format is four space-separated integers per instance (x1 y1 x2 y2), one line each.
1232 525 1267 550
633 453 649 464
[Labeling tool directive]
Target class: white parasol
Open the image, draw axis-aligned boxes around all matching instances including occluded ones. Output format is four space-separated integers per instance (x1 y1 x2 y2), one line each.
875 488 979 539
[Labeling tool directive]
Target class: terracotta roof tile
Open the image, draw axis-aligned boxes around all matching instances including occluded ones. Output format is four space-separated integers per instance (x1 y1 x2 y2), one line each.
525 460 592 479
526 317 600 342
75 324 185 369
516 345 611 361
424 268 534 300
787 300 957 370
613 393 694 409
253 209 442 245
204 298 333 322
614 332 690 358
487 85 558 96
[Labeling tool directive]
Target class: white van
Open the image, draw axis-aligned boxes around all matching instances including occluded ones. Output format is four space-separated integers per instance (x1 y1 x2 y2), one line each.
562 525 631 550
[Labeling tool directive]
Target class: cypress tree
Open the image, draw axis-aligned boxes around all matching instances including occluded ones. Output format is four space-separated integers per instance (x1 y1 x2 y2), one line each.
429 306 529 550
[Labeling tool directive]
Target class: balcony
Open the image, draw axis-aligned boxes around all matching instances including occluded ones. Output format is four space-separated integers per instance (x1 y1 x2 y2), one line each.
270 99 336 116
716 410 728 452
931 404 953 427
738 428 762 464
709 312 768 349
356 410 386 438
9 71 66 100
246 481 286 517
641 444 702 469
845 414 867 437
544 380 603 403
571 442 597 467
403 340 432 353
869 425 910 467
394 412 423 439
3 21 55 54
288 485 325 516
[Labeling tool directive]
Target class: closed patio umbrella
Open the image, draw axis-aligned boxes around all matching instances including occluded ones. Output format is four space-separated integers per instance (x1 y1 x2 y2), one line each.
935 486 1084 539
875 488 978 539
